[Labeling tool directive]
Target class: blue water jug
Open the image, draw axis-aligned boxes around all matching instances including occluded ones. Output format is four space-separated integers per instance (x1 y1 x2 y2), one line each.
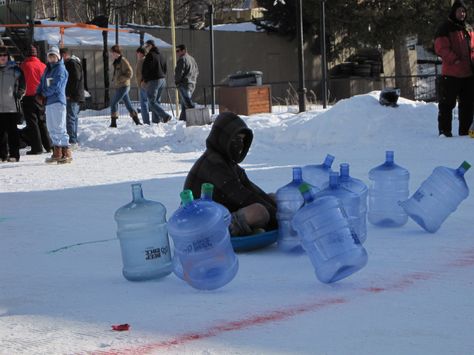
400 161 471 233
276 167 316 253
368 151 409 227
168 189 238 290
339 163 368 243
114 183 172 281
292 183 368 284
316 171 366 244
302 154 335 189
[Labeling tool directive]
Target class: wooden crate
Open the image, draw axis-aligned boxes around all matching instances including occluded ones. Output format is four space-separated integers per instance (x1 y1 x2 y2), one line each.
217 85 272 116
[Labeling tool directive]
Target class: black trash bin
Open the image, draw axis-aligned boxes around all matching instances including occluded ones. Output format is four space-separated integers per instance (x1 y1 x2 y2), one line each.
228 71 263 87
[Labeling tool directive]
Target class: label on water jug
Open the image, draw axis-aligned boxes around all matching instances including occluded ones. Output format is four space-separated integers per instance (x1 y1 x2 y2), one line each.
144 246 169 260
316 231 358 260
183 237 213 254
413 190 425 202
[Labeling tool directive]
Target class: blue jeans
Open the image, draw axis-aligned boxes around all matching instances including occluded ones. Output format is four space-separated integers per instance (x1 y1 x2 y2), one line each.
178 85 195 121
46 102 69 147
111 86 136 116
145 79 170 122
139 87 160 124
66 100 80 144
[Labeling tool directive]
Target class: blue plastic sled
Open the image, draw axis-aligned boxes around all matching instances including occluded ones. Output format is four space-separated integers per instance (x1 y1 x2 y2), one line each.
231 230 278 252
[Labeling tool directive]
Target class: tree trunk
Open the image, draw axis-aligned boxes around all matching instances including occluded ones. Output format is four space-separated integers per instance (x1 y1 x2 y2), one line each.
394 38 414 100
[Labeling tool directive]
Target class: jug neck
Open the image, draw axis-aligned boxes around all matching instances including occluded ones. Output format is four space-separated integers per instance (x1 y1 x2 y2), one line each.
201 183 214 201
328 172 339 188
299 183 315 203
180 189 194 206
292 167 303 182
456 161 471 176
131 183 144 202
385 150 394 165
339 163 350 181
323 154 335 168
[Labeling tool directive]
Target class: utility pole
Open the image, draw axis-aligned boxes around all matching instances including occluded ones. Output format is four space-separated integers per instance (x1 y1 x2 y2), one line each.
320 0 328 108
209 4 216 114
296 0 306 112
170 0 180 118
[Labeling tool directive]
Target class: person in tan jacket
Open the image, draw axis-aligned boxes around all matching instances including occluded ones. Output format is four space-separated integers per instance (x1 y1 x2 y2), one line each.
109 45 141 127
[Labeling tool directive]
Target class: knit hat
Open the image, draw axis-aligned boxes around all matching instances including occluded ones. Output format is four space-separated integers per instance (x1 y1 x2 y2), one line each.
145 39 155 47
47 46 61 60
29 45 38 57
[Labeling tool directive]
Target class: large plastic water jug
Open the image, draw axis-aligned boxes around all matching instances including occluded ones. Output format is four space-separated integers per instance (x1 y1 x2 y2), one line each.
114 183 172 281
168 189 238 290
276 167 317 253
368 151 409 227
400 161 470 233
339 163 368 243
316 171 366 244
292 183 368 284
302 154 335 189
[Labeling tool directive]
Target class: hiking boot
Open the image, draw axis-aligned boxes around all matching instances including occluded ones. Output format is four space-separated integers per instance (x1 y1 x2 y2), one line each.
130 111 142 125
7 157 19 162
45 146 62 163
109 114 118 128
58 147 73 164
439 131 452 138
162 115 172 124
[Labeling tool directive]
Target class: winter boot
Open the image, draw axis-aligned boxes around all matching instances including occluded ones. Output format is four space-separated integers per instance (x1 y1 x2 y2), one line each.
109 114 118 128
45 146 62 163
130 111 142 125
58 147 73 164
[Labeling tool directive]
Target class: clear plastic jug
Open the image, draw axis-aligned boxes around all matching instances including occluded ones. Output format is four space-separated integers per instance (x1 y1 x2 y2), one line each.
339 163 368 243
302 154 335 189
276 167 316 253
400 161 470 233
114 183 172 281
316 171 365 244
292 183 368 284
368 151 409 227
168 190 238 290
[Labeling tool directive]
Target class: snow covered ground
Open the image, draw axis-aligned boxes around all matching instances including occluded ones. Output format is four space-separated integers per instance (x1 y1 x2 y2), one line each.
1 92 473 355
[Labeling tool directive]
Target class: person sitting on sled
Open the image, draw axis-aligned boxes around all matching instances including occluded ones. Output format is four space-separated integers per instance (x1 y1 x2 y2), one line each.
184 112 277 236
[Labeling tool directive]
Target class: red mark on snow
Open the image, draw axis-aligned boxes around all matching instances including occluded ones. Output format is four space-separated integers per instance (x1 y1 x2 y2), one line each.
447 248 474 267
94 298 347 355
111 324 130 331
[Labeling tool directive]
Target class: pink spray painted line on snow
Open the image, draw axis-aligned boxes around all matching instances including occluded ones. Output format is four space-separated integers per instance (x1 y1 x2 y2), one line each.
95 247 474 355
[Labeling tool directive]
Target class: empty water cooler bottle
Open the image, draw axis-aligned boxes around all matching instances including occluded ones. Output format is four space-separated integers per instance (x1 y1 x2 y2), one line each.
368 151 409 227
400 161 470 233
168 190 238 290
114 183 172 281
292 183 368 284
276 167 315 252
302 154 335 189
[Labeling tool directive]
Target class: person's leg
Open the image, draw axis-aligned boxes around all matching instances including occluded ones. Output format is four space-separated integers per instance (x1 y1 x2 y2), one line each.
122 87 141 125
139 87 150 124
0 118 9 161
71 101 81 144
6 114 20 161
230 203 270 236
458 76 474 136
109 87 126 127
147 79 171 122
22 96 43 153
437 76 459 136
66 100 79 144
37 103 52 152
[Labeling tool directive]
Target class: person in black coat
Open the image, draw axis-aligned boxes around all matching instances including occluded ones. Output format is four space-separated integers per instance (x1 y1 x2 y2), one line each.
184 112 277 235
60 48 85 146
141 40 171 123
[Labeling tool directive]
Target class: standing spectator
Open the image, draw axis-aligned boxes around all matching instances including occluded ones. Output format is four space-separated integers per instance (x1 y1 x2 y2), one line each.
175 44 199 122
37 46 72 164
60 48 85 148
435 0 474 137
142 39 172 123
109 45 141 128
0 45 25 162
135 46 158 125
20 45 52 155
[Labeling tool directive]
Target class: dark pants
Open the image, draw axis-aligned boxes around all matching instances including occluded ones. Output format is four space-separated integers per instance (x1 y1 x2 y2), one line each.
437 75 474 136
178 85 195 121
0 113 20 161
22 96 52 152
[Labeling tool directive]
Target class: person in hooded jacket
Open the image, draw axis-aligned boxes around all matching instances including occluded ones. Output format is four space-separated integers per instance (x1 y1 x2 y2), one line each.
141 40 172 123
184 112 277 236
435 0 474 137
36 46 71 164
60 48 85 147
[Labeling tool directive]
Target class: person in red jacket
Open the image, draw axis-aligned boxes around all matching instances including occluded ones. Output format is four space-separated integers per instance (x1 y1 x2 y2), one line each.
435 0 474 137
20 45 52 154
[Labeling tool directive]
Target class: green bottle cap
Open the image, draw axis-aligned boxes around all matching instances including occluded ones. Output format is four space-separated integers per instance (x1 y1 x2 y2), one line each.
461 161 471 171
180 190 194 205
298 182 312 194
201 183 214 194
